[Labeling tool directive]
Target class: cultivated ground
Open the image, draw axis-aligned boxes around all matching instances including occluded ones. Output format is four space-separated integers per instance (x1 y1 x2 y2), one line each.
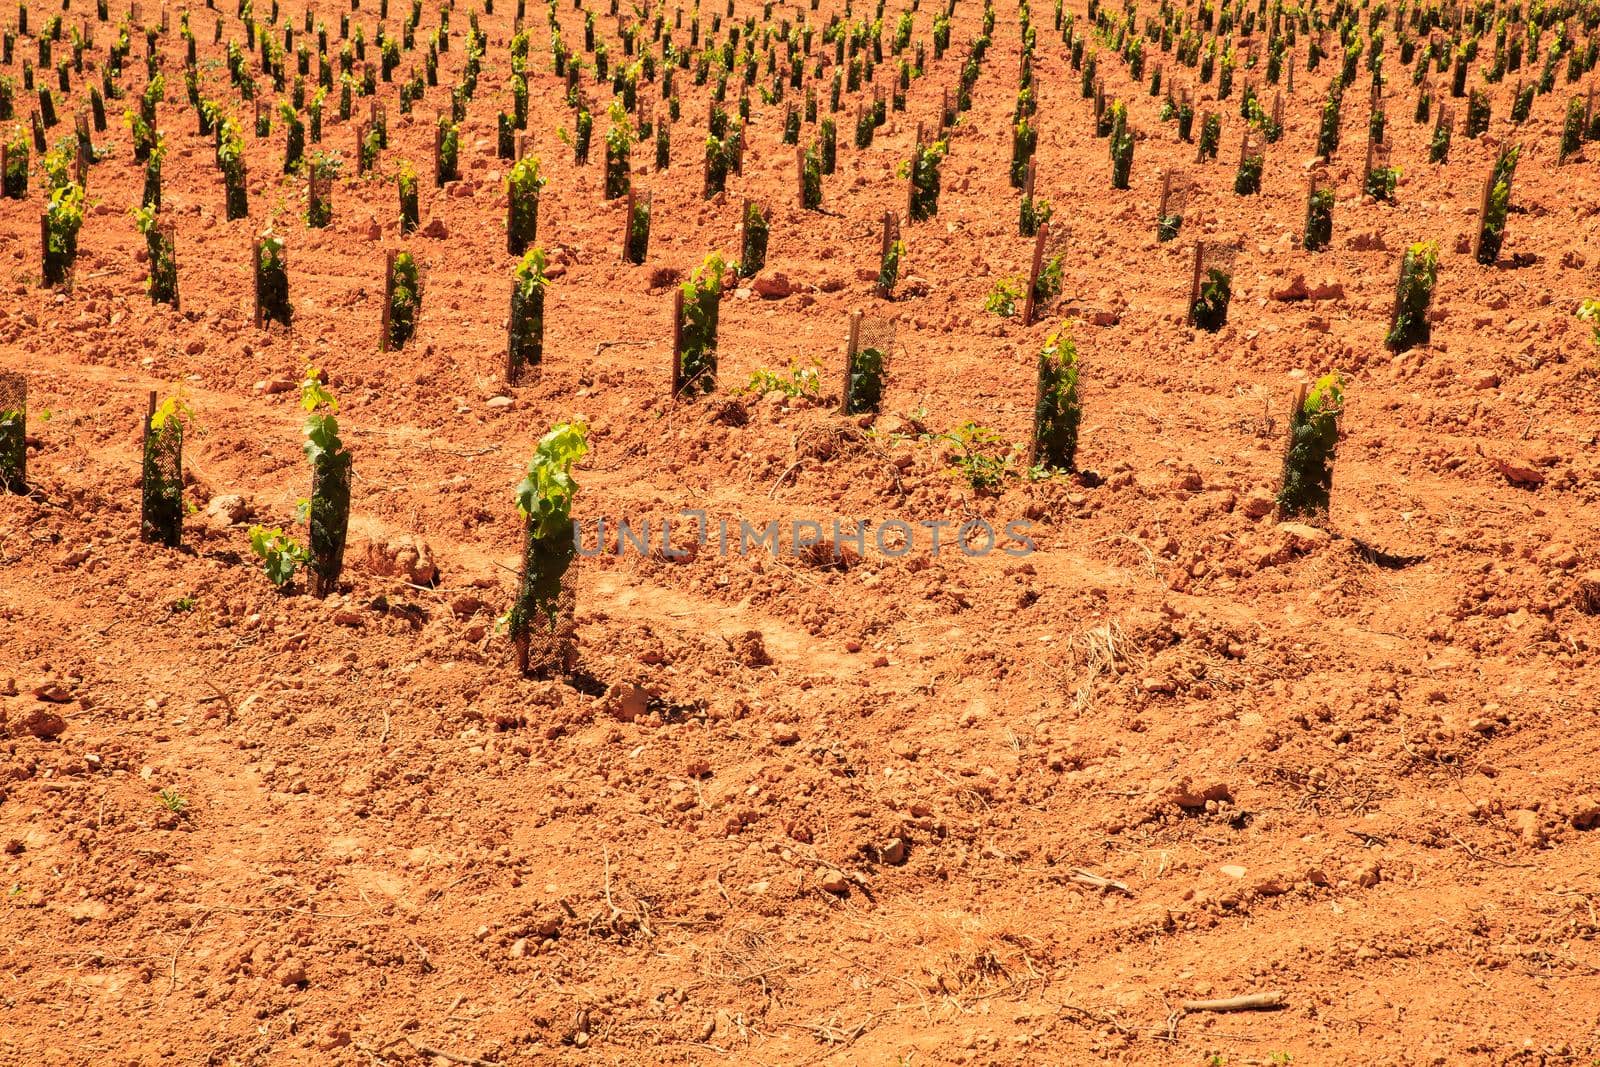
3 0 1600 1063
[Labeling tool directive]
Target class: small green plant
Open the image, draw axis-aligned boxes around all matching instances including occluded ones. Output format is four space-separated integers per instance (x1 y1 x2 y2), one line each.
397 158 419 233
508 247 550 382
435 114 459 184
218 117 248 219
1464 87 1490 137
1386 241 1438 351
1032 323 1082 471
931 421 1014 491
1234 150 1264 194
1033 253 1065 305
133 206 177 306
702 132 731 197
1190 267 1232 332
1475 144 1519 264
1010 115 1036 187
739 200 769 277
1363 160 1400 201
248 524 310 587
279 100 304 172
677 253 724 394
1020 194 1052 237
171 595 196 613
906 138 947 221
1429 115 1452 162
1 127 27 198
255 232 291 328
42 181 84 286
141 392 191 545
387 251 420 349
986 276 1024 318
299 368 352 597
819 116 838 174
307 151 339 227
1304 186 1334 251
0 384 26 493
1560 95 1584 159
1277 371 1343 517
505 421 590 674
877 237 904 297
747 360 821 400
1316 90 1341 158
1198 111 1222 159
157 788 189 815
625 196 651 264
603 98 632 200
800 142 822 209
1109 106 1134 188
506 154 545 254
844 342 886 414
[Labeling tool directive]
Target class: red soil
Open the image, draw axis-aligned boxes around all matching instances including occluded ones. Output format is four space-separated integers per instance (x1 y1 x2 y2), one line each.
3 0 1600 1063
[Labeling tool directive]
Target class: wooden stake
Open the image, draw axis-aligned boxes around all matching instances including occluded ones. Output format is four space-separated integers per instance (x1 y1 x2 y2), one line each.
670 286 684 397
1157 168 1172 234
1470 171 1493 261
1186 242 1203 326
252 239 263 328
840 309 861 414
380 248 394 351
1022 222 1047 326
875 210 894 299
621 187 634 261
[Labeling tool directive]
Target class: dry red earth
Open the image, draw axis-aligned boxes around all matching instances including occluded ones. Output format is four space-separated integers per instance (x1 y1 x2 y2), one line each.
4 0 1600 1063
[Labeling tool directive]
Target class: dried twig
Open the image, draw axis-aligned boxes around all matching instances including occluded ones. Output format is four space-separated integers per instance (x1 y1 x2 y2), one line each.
1180 991 1286 1013
595 339 654 357
399 1036 500 1066
202 680 237 725
768 458 807 499
1069 867 1132 895
1447 830 1535 869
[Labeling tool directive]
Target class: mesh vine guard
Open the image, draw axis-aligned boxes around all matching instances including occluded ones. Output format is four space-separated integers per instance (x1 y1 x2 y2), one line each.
842 314 893 416
140 393 183 547
511 521 578 676
308 449 352 597
0 372 25 493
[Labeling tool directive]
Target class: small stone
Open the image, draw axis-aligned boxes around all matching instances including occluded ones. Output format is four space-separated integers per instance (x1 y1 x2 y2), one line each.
274 958 307 987
752 271 794 299
1509 808 1546 849
205 495 250 524
485 395 514 409
1241 487 1276 519
1275 522 1332 552
1219 864 1248 879
881 837 908 865
817 868 850 894
1270 273 1309 301
32 682 74 704
1307 277 1344 300
1495 458 1545 487
508 937 530 959
15 707 67 739
770 723 801 745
